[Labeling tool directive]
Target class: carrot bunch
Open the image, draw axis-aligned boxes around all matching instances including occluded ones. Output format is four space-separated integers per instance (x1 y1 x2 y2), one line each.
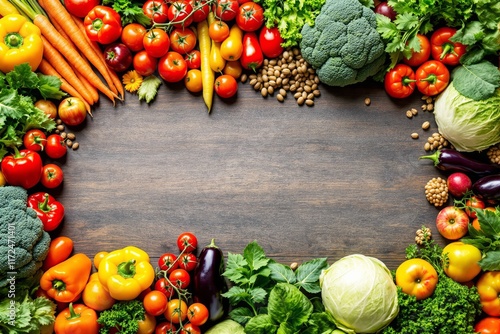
11 0 123 114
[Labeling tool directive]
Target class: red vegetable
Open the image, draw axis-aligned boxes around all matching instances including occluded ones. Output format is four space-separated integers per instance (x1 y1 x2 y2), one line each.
415 60 450 96
84 5 123 45
0 148 43 189
259 27 284 59
430 27 466 66
27 192 65 232
240 32 263 71
384 63 416 99
64 0 100 18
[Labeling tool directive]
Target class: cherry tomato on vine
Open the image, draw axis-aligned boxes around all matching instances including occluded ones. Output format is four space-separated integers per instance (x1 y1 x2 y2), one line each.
144 28 170 58
466 195 486 219
185 69 203 93
158 253 179 273
164 299 188 324
236 2 264 32
402 34 431 67
178 252 198 271
143 290 168 316
45 134 67 159
215 0 239 21
185 50 201 69
177 232 198 252
41 164 64 189
155 322 177 334
23 129 46 152
143 0 169 23
190 0 210 22
187 302 209 326
121 23 148 52
169 268 191 289
415 60 450 96
215 74 238 98
158 51 188 83
133 50 158 77
384 63 416 99
154 277 176 298
209 20 230 42
167 1 194 28
169 28 197 54
475 317 500 334
180 323 201 334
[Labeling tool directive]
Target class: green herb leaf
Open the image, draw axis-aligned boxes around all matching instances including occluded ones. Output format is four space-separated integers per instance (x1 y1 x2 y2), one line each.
452 61 500 100
245 314 277 334
268 262 297 284
138 75 162 104
229 307 255 325
478 251 500 271
244 241 269 272
295 257 328 294
268 283 313 330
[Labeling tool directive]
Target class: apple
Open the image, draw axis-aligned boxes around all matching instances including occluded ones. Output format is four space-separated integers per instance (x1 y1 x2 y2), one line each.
436 206 470 240
447 172 472 198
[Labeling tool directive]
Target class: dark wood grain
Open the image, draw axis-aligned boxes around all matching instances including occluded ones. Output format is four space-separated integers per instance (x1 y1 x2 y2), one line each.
51 80 444 270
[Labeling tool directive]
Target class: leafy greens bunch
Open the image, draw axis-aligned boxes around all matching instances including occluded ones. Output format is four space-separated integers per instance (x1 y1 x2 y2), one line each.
222 241 337 334
0 63 62 159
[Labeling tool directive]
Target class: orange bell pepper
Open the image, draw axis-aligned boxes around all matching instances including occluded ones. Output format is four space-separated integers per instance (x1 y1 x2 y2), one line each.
54 303 99 334
82 273 115 311
477 271 500 317
40 253 92 303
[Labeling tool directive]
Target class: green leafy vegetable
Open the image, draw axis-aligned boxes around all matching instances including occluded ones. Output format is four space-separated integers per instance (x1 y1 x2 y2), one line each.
102 0 151 26
138 75 162 104
97 300 145 334
451 61 500 100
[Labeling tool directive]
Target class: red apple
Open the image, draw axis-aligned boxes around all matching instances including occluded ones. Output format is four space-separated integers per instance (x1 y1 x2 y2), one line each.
436 206 470 240
447 172 472 198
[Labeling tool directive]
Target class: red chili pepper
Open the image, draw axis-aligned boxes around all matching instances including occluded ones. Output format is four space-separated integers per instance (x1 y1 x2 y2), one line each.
430 27 466 66
0 147 43 189
84 5 123 45
415 60 450 96
240 32 263 71
384 64 416 99
28 192 65 232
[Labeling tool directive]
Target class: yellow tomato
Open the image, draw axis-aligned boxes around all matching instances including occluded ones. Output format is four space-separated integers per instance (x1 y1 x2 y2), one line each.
82 273 115 311
164 299 187 324
223 60 243 79
184 69 203 93
442 241 482 283
93 251 109 270
137 312 156 334
395 258 438 300
477 271 500 317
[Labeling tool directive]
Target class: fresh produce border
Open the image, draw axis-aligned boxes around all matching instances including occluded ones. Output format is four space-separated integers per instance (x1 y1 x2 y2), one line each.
1 0 500 333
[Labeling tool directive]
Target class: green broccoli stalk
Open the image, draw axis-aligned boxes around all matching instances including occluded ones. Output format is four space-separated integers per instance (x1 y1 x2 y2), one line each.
300 0 386 87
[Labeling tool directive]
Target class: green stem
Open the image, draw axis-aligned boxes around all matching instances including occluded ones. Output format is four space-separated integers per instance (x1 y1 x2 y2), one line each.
419 150 441 167
117 259 136 278
52 279 66 292
66 303 81 320
38 193 52 213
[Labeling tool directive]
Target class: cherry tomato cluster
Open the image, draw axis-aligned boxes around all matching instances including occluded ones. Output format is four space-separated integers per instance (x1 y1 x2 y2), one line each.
384 27 466 99
141 232 209 334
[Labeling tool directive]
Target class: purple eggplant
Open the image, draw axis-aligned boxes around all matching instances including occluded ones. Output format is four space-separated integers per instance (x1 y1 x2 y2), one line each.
193 239 228 325
419 148 500 177
472 175 500 202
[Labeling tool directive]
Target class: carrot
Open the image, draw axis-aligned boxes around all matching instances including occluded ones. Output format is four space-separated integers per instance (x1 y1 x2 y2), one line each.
38 59 92 115
32 14 117 103
76 71 99 104
197 18 214 113
39 0 118 98
41 36 95 106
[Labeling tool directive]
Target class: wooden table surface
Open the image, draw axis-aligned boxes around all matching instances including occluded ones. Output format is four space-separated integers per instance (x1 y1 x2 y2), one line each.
50 79 445 270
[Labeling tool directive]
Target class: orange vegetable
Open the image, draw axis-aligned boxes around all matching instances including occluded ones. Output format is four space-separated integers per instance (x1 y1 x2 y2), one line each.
82 273 115 311
43 236 74 271
54 303 99 334
40 253 92 303
477 271 500 317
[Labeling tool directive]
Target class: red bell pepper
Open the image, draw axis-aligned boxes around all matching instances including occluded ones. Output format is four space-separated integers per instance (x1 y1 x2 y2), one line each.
84 5 123 45
384 63 416 99
415 60 450 96
0 147 42 189
241 32 264 71
28 192 65 232
430 27 466 66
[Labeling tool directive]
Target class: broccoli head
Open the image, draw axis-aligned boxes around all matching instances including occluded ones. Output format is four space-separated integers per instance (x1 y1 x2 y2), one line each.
0 186 51 287
300 0 386 87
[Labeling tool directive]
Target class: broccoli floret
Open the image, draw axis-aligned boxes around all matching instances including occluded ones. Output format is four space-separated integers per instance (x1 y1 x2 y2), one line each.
300 0 386 87
0 186 51 288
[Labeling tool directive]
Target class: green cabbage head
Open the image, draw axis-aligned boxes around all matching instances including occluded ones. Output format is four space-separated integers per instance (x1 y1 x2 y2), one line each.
320 254 398 334
434 83 500 152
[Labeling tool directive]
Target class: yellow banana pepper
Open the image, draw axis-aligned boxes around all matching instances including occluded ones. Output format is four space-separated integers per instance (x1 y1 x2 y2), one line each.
0 14 43 73
98 246 155 301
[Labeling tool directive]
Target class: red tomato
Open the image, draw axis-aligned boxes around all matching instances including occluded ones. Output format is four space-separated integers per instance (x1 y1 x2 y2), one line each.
143 0 169 23
415 60 450 96
133 50 158 76
402 34 431 67
23 129 46 152
180 323 201 334
259 27 284 59
155 322 177 334
190 0 210 22
169 269 191 289
209 20 230 42
143 290 168 316
466 195 486 219
154 277 175 298
64 0 100 18
185 50 201 69
121 23 147 52
158 51 188 83
475 317 500 334
215 74 238 98
143 28 170 58
240 32 263 71
236 2 264 32
42 236 73 271
384 63 416 99
158 253 179 273
177 232 198 252
169 28 197 54
187 303 209 326
178 252 198 271
215 0 239 21
167 1 194 28
45 134 67 159
58 97 87 126
41 164 64 189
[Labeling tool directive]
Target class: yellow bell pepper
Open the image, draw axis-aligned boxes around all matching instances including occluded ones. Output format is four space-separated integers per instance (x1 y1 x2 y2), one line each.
0 0 19 17
477 271 500 317
98 246 155 301
0 14 43 73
